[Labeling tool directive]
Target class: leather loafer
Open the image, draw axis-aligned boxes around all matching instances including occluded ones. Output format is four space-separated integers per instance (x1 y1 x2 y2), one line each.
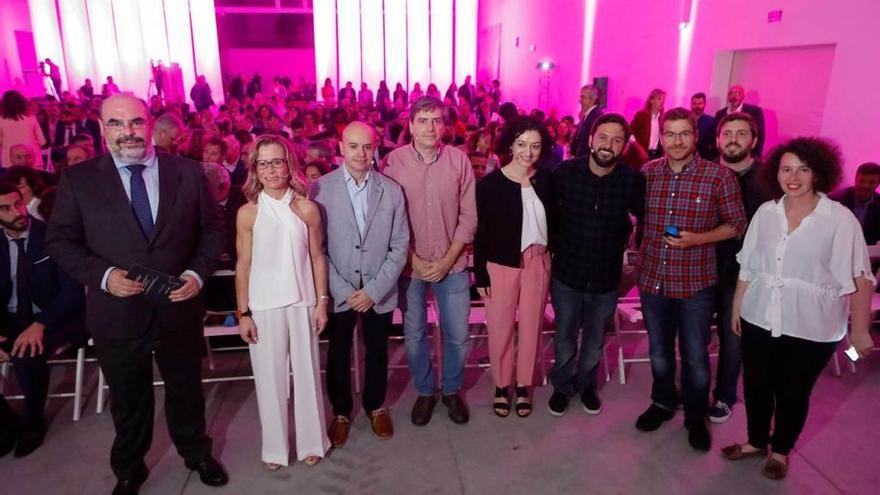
112 469 149 495
368 408 394 440
411 395 437 426
441 393 469 424
328 415 351 448
185 457 228 487
0 426 20 458
14 430 45 458
763 457 789 480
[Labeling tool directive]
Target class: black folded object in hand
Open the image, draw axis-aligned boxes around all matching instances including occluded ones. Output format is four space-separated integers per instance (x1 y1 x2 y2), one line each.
126 264 186 304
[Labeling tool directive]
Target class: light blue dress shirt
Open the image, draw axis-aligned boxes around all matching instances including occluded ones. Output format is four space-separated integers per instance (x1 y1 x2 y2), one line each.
100 150 202 291
343 164 370 238
5 226 41 314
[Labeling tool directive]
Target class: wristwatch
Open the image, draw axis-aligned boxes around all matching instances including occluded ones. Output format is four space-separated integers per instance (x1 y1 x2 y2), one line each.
237 308 252 319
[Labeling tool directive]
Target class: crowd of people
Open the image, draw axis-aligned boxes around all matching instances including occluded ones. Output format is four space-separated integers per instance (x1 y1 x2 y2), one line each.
0 70 877 495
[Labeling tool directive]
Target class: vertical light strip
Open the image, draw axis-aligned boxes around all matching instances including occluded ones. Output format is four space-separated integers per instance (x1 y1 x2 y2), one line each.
406 0 429 92
58 0 96 91
384 0 407 92
675 0 700 104
579 0 599 86
337 0 362 89
454 0 477 87
86 0 121 90
361 0 385 92
111 0 148 96
164 0 197 103
137 0 170 69
429 0 452 94
313 0 338 101
27 0 67 94
189 0 224 105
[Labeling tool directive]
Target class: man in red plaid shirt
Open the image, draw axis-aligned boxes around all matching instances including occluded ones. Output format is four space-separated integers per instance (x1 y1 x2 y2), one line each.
634 107 746 452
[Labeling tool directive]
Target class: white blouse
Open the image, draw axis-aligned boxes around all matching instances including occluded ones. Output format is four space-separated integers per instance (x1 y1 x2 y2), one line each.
520 186 548 251
736 194 875 342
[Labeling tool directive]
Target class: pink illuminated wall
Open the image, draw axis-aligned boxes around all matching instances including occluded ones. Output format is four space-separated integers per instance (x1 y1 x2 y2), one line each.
479 0 880 179
7 0 222 104
314 0 478 98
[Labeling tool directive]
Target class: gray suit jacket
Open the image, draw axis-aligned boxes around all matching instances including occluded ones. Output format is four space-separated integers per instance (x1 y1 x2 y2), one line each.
310 168 410 314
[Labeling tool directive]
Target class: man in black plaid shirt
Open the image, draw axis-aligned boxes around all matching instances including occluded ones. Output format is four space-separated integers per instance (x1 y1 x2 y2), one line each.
547 113 645 416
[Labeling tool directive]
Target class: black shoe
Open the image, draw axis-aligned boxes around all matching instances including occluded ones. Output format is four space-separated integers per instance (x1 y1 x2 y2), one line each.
441 393 470 424
185 457 229 487
685 419 711 451
112 469 149 495
0 425 20 458
635 404 675 431
548 392 569 417
13 430 45 458
580 390 602 415
411 395 437 426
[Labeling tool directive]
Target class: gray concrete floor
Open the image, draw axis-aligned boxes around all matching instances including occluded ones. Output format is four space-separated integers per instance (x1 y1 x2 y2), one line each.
1 335 878 495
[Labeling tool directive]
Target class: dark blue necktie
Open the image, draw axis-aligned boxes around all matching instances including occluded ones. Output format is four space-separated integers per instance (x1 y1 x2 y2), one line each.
125 164 154 237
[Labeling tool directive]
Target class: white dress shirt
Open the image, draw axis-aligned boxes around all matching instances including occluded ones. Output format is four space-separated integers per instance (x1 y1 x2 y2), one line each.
520 186 548 251
737 194 875 342
5 227 41 315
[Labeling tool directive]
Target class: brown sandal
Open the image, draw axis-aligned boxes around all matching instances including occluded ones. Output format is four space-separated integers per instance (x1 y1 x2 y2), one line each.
720 443 767 461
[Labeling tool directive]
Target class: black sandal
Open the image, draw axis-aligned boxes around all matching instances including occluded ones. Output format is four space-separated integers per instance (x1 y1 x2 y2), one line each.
493 387 510 417
515 386 532 417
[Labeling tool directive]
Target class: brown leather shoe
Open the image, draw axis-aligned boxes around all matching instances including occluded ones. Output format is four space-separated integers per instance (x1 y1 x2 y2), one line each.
441 393 469 424
411 395 437 426
328 416 351 448
721 443 768 461
368 408 394 439
763 457 789 480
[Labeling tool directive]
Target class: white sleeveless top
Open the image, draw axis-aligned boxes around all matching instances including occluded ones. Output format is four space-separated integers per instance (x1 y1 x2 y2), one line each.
520 186 548 251
248 189 316 310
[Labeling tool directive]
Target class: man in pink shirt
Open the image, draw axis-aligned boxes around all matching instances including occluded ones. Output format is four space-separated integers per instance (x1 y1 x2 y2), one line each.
383 96 477 426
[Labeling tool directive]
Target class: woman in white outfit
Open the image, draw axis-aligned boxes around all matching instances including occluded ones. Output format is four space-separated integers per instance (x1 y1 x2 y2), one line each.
235 134 331 469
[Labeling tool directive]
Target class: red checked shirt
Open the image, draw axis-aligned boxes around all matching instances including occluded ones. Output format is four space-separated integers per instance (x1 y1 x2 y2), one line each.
637 156 747 298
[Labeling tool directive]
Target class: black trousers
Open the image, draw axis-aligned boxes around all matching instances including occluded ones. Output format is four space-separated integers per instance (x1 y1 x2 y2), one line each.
741 319 838 455
325 308 392 417
0 316 75 432
93 319 212 481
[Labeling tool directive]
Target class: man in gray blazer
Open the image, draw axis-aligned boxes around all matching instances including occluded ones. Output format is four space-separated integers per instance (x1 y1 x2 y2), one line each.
310 122 409 448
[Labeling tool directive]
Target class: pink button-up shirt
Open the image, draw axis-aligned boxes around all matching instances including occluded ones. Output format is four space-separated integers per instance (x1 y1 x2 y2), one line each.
383 143 477 278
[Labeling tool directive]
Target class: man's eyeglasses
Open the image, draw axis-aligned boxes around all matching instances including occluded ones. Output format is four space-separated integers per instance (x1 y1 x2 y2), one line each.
103 118 147 131
662 130 695 141
256 158 288 169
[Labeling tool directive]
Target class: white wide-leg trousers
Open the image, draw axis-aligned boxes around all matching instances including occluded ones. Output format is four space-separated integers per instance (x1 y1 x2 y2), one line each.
250 304 330 465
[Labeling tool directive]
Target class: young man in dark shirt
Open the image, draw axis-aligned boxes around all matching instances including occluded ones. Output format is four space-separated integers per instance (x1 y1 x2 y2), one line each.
547 113 645 416
710 112 771 424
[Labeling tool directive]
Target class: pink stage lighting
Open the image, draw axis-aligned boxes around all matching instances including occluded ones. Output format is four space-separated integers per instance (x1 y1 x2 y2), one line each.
313 0 338 100
27 0 67 93
58 0 95 91
361 0 386 92
430 0 453 94
164 0 198 103
190 0 224 104
337 0 363 88
406 0 430 91
109 0 149 96
385 0 408 91
454 0 477 86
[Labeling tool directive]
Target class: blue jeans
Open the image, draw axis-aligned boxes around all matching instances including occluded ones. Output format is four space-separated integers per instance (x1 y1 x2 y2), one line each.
640 287 715 420
714 283 741 405
549 279 618 395
399 271 471 395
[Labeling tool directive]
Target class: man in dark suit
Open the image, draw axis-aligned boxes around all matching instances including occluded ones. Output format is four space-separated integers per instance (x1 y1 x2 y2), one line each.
0 391 20 457
0 180 85 457
831 162 880 245
47 95 228 495
691 92 718 161
569 84 603 158
54 106 88 149
202 163 246 312
713 85 765 157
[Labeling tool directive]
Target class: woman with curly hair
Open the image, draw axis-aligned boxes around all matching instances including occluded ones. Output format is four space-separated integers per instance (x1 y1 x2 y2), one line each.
723 137 875 479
